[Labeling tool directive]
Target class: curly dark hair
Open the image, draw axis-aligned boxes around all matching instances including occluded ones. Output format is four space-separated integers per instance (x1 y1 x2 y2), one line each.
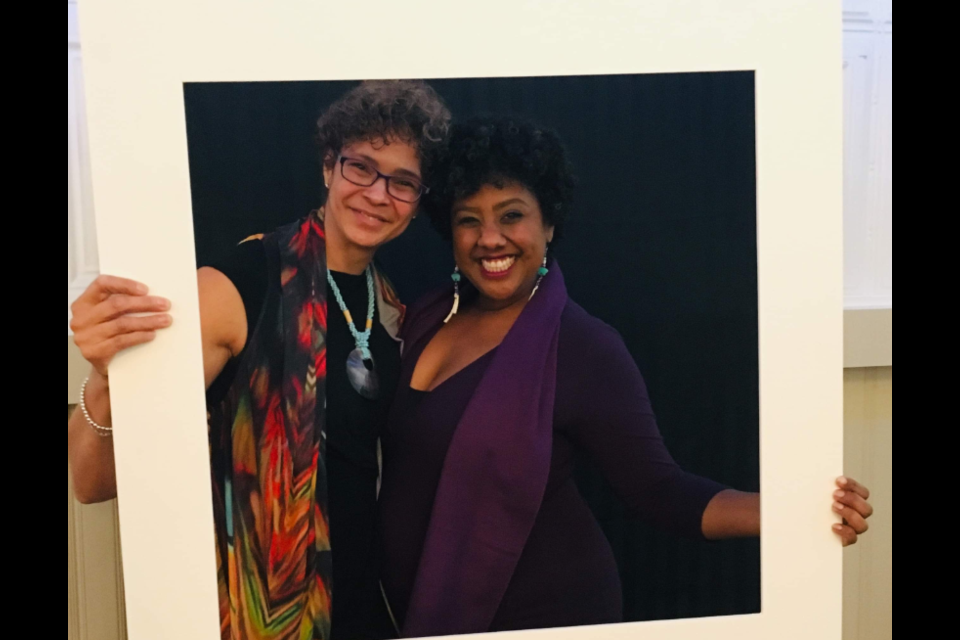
422 115 577 243
316 80 451 186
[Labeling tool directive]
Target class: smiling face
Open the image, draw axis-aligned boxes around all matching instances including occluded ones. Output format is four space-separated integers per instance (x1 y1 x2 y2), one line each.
451 182 554 309
321 138 422 257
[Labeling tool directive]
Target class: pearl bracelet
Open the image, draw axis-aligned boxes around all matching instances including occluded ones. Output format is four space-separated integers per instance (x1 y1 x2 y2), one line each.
79 376 113 437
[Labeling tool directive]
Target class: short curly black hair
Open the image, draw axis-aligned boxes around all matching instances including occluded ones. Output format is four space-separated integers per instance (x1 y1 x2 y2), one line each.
422 115 576 243
316 80 451 185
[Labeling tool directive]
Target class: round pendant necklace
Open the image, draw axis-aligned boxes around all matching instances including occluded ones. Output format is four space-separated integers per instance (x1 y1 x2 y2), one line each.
327 266 379 400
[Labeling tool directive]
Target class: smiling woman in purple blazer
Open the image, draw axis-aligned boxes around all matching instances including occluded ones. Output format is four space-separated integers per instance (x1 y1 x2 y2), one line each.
376 115 873 638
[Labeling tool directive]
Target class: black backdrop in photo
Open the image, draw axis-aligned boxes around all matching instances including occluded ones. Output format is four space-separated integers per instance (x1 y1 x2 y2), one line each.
184 72 759 622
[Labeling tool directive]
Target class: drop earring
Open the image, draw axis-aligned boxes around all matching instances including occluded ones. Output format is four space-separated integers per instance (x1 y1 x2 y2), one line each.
443 265 461 323
529 253 549 300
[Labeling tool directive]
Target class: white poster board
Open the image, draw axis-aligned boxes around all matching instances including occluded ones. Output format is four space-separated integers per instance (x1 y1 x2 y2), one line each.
76 1 843 639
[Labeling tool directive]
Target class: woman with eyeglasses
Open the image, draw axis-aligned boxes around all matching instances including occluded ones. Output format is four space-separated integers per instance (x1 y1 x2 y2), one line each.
68 80 449 640
375 116 875 637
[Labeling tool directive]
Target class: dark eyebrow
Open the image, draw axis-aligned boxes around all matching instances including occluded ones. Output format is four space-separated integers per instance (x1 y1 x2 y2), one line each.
452 205 481 216
353 154 422 181
493 198 531 211
391 167 423 181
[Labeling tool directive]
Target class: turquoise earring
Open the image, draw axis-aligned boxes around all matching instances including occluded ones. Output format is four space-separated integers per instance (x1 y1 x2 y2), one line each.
443 265 461 323
529 253 549 300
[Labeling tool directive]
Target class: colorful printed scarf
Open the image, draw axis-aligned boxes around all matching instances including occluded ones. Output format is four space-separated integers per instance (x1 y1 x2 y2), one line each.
207 213 404 640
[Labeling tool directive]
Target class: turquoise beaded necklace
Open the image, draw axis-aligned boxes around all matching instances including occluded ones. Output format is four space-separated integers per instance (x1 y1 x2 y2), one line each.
327 266 379 399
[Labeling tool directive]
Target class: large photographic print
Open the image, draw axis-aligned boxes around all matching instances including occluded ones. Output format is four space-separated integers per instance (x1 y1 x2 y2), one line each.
75 2 844 639
185 73 759 637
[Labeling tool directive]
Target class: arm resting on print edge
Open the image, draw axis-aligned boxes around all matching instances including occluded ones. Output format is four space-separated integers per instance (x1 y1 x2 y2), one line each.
68 268 247 503
560 308 872 546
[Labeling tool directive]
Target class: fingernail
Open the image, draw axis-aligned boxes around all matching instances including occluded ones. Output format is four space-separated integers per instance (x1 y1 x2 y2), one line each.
833 502 844 511
833 524 843 532
136 283 149 294
834 491 845 499
838 477 848 485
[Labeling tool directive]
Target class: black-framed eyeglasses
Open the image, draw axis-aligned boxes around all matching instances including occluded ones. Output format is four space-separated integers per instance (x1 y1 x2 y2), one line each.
337 155 429 203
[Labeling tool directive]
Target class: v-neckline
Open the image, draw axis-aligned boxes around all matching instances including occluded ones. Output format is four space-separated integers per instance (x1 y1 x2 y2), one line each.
408 347 498 394
405 322 500 394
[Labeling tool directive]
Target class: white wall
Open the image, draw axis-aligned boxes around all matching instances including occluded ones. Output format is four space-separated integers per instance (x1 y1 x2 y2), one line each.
842 0 893 309
68 0 99 332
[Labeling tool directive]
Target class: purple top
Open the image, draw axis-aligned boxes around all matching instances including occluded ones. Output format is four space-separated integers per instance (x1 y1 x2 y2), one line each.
378 264 727 637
